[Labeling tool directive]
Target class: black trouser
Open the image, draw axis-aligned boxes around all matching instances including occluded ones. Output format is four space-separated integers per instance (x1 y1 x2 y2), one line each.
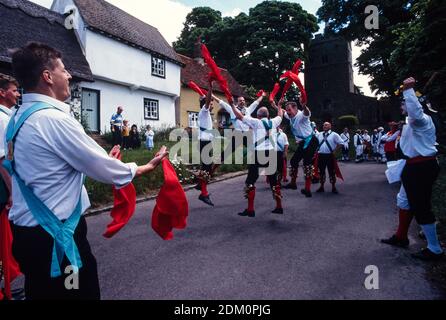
221 131 249 163
200 140 213 173
112 127 123 146
246 150 278 188
386 152 397 162
12 216 100 300
290 136 319 168
318 153 336 184
401 159 440 225
123 136 130 149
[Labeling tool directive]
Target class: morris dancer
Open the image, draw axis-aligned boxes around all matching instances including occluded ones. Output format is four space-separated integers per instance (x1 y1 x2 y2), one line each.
354 130 364 163
283 99 319 198
230 100 284 217
5 43 168 299
340 128 350 161
315 122 344 194
381 77 443 261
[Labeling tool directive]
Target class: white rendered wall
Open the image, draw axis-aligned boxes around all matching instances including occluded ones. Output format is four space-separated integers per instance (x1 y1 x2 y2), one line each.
80 79 177 133
85 31 181 97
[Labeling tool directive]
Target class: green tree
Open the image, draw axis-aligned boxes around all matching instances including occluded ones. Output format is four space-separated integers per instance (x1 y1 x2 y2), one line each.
174 1 318 92
389 0 446 110
317 0 415 96
173 7 222 56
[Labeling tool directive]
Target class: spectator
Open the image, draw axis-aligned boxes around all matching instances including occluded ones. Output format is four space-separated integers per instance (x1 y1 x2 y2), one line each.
145 125 155 151
129 125 141 149
110 106 124 146
122 120 130 150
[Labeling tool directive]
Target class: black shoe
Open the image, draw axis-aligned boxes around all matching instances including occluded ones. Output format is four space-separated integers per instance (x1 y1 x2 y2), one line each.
316 187 325 193
284 183 297 190
301 189 312 198
199 195 214 207
380 235 409 248
332 188 339 194
238 210 255 218
411 248 444 261
272 208 284 215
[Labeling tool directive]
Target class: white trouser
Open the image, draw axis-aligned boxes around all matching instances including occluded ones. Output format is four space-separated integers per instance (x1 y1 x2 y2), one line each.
356 145 363 157
397 185 410 210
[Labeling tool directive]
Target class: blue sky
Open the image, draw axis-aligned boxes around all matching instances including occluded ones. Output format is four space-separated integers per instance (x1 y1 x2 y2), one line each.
177 0 322 15
30 0 374 96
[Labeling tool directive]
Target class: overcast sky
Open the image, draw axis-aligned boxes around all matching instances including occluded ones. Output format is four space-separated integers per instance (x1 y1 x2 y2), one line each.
30 0 375 96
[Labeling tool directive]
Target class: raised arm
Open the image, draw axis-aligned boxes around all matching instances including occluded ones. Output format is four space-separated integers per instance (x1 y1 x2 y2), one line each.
246 92 266 117
402 77 428 126
300 96 311 117
231 102 244 121
213 95 236 119
204 81 213 110
271 99 284 119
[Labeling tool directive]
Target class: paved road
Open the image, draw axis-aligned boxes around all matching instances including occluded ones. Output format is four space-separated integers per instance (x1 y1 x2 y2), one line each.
85 162 445 300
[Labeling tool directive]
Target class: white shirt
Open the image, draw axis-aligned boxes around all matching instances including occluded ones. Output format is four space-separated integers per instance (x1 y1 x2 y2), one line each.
354 134 363 146
198 105 214 141
276 130 289 152
284 110 313 142
219 101 259 132
242 116 282 151
0 104 12 158
340 132 350 148
9 94 138 227
316 131 343 154
400 89 437 158
362 134 371 143
145 130 155 139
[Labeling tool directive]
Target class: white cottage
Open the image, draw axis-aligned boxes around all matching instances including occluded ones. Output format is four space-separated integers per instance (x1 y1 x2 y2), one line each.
51 0 183 133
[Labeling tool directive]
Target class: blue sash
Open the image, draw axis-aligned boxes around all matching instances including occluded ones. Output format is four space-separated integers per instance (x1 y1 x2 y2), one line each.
254 119 272 149
290 116 313 149
3 102 84 278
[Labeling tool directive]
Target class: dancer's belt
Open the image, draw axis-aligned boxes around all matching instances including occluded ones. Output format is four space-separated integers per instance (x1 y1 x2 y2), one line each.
406 156 436 165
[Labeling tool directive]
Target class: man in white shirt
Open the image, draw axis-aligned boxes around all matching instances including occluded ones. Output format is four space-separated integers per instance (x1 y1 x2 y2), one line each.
353 130 364 163
0 76 20 212
362 130 371 161
340 128 350 161
196 84 215 207
230 101 284 217
283 100 319 198
381 77 443 261
215 94 264 164
7 43 168 299
110 106 124 146
315 122 344 194
371 129 381 162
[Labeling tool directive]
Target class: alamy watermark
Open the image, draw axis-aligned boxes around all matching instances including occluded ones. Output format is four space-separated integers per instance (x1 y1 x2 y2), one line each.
169 128 279 175
365 5 379 30
364 265 380 290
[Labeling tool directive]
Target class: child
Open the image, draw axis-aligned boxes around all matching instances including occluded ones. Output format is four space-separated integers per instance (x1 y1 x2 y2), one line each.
129 125 141 149
145 125 155 151
122 120 130 150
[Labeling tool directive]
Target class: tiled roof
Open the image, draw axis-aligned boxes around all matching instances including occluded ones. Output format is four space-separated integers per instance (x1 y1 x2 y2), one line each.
73 0 183 65
179 54 247 98
0 0 93 81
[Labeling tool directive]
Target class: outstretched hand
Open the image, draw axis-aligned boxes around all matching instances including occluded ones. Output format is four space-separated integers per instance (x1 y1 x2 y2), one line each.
109 145 121 159
403 77 416 91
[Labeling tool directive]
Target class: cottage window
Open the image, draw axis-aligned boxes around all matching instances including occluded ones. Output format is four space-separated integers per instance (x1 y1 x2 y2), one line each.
144 98 159 120
151 57 166 78
188 112 199 128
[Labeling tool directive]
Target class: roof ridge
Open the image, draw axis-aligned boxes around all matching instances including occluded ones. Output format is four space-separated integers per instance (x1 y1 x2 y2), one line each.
0 0 65 26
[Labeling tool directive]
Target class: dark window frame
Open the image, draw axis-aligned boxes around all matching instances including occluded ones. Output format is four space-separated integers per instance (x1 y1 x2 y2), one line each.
151 56 166 78
144 98 160 120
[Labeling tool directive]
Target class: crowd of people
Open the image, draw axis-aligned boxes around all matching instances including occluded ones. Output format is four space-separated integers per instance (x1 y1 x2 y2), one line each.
338 123 406 164
110 107 154 151
0 41 443 301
